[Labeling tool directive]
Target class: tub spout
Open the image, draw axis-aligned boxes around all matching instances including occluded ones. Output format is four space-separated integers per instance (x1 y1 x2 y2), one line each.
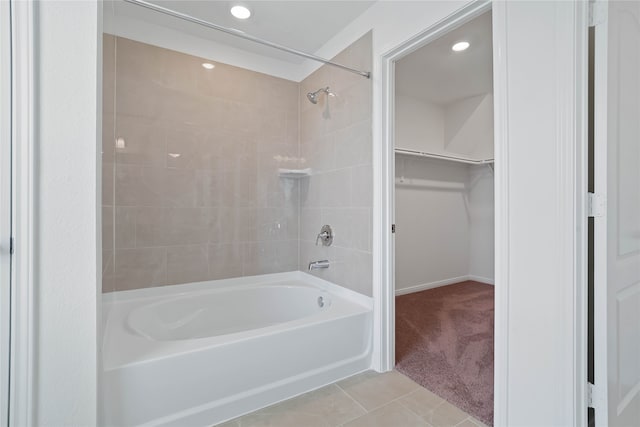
308 260 330 271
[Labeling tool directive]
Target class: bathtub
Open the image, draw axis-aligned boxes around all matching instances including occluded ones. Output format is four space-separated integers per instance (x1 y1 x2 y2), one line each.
101 271 372 426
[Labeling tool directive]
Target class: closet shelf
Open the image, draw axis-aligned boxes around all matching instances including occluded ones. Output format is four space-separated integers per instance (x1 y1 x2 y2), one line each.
395 148 494 165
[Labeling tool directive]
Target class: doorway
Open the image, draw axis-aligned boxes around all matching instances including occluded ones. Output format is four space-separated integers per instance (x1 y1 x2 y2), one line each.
390 6 495 426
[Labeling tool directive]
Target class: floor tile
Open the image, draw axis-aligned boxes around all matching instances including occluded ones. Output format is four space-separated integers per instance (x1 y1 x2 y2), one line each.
337 370 420 411
428 400 470 427
342 401 431 427
398 387 445 419
467 418 490 427
455 419 482 427
235 384 365 427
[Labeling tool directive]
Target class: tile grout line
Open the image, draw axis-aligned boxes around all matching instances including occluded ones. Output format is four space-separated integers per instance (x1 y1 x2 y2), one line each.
334 383 369 416
336 379 424 416
394 388 448 424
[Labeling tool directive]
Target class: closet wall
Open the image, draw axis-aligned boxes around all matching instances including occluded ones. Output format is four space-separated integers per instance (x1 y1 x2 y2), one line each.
395 94 494 294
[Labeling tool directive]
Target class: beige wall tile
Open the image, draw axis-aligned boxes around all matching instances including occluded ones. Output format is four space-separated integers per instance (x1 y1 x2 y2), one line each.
114 206 136 249
109 247 167 291
220 171 257 208
102 206 113 251
102 113 115 163
255 207 298 242
300 134 335 174
209 207 257 244
102 34 116 115
102 250 114 293
196 62 257 104
104 37 303 291
321 208 371 252
115 114 166 167
243 241 298 276
334 119 372 169
350 164 372 207
297 33 372 296
319 168 352 208
299 208 323 243
164 168 198 207
135 207 209 247
115 76 166 120
207 243 243 280
102 162 114 206
114 164 165 207
195 170 224 207
165 126 204 169
166 244 209 284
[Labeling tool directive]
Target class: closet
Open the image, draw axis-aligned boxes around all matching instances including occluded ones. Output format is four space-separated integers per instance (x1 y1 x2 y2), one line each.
393 10 495 426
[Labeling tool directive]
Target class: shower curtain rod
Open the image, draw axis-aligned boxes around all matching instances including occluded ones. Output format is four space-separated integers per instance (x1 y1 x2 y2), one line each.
123 0 372 79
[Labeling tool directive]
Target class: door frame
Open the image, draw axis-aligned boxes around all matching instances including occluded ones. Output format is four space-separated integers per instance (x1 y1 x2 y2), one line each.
7 1 36 425
0 1 12 423
376 0 589 425
376 0 492 373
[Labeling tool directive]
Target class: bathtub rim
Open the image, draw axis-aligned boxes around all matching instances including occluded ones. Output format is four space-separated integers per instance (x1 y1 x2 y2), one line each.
102 270 372 309
102 271 373 371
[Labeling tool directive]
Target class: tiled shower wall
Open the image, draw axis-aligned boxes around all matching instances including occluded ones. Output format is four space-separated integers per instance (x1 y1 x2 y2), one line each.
102 33 372 295
298 33 373 297
102 35 300 292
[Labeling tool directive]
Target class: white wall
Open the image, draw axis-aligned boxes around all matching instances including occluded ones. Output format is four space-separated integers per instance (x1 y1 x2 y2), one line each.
468 165 494 283
445 93 494 159
395 95 444 153
396 93 494 160
493 1 587 425
394 156 494 293
34 1 100 425
394 156 471 292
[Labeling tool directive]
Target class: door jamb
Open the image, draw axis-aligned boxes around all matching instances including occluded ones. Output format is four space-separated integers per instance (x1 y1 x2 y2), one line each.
8 1 36 425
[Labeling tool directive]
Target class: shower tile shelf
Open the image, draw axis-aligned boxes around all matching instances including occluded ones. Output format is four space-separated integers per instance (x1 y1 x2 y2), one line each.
395 148 494 166
278 168 312 178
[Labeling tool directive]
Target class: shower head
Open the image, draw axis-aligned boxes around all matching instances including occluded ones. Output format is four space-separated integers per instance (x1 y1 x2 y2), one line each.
306 86 335 104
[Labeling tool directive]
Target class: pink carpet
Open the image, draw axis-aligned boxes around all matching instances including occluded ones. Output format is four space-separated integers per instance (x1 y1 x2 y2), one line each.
395 281 494 425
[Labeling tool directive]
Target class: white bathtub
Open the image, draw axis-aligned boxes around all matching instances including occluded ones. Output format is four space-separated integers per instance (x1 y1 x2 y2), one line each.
101 271 372 426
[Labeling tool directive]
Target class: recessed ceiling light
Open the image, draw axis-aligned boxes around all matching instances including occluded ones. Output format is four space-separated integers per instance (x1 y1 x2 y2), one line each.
452 41 470 52
202 62 215 70
230 5 251 19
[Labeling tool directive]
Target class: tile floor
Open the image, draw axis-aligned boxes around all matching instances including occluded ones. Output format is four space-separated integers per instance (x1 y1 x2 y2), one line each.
217 370 489 427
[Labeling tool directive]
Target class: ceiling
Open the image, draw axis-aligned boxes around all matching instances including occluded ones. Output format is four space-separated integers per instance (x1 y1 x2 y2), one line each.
106 0 376 64
395 11 493 106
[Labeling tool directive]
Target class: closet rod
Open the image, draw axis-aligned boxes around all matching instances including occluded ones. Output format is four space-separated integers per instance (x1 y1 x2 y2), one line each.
395 148 494 165
123 0 371 79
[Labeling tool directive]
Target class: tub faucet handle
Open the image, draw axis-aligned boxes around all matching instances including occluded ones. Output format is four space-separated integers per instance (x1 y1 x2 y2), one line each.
316 225 333 246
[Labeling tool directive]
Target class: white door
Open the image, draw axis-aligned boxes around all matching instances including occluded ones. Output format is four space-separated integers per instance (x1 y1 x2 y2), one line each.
593 1 640 426
0 0 11 424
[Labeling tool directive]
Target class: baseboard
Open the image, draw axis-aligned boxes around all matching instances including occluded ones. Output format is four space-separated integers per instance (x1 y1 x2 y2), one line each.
395 276 470 296
467 275 495 285
395 275 495 295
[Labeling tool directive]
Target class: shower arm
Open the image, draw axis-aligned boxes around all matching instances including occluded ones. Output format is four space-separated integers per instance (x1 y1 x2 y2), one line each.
123 0 372 79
